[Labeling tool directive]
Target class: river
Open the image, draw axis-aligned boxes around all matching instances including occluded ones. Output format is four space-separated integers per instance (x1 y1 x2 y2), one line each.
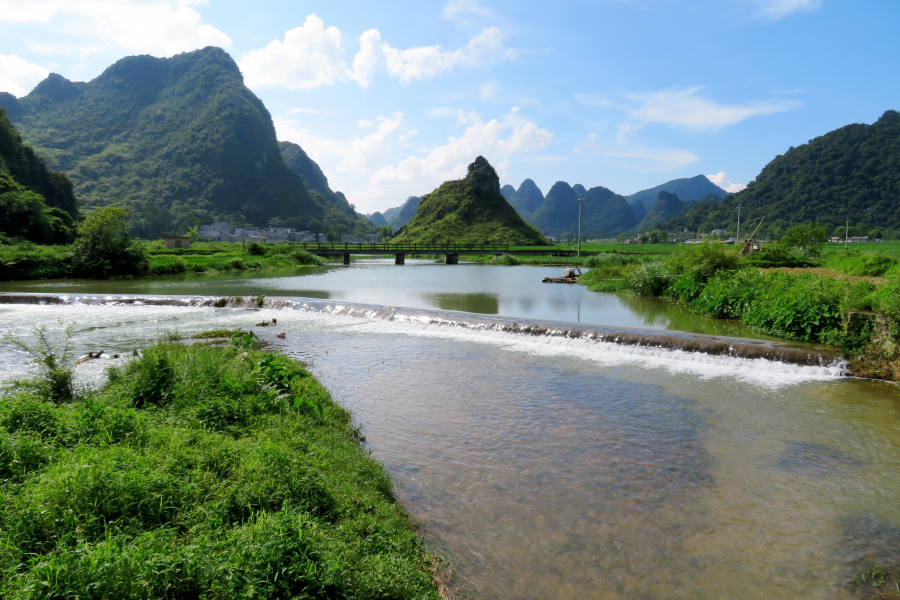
1 262 898 599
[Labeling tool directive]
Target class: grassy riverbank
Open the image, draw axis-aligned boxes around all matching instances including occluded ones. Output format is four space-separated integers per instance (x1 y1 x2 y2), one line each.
0 241 324 281
578 244 900 382
0 336 441 598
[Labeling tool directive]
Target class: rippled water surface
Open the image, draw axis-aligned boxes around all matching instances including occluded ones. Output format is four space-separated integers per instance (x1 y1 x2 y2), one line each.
0 261 785 339
0 269 898 599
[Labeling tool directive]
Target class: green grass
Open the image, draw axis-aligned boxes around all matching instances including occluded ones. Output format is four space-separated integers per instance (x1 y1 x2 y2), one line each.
0 243 71 280
0 341 441 599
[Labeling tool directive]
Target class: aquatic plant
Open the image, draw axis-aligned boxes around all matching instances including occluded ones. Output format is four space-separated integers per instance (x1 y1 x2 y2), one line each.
487 253 521 266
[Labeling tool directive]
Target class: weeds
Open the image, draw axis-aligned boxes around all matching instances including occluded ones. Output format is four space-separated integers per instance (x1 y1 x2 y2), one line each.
0 343 441 598
2 324 76 403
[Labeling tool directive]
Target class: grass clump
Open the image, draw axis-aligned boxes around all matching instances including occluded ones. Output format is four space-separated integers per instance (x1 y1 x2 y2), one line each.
0 341 441 599
486 254 520 266
192 329 235 339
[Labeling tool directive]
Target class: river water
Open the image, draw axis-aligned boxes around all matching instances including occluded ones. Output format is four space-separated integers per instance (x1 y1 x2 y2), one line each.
1 263 898 599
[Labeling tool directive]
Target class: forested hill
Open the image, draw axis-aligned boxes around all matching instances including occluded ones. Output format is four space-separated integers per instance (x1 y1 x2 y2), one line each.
0 108 78 243
660 110 900 237
0 47 369 238
278 141 371 235
392 157 545 245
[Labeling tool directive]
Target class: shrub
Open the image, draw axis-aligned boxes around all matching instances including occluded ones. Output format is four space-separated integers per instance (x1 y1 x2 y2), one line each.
226 256 245 270
70 207 148 278
291 248 324 266
665 243 742 283
487 254 520 265
624 261 673 296
2 324 75 403
247 241 267 256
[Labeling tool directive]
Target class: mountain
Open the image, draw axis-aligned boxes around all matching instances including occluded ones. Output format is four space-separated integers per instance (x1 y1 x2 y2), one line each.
382 206 402 223
626 175 727 216
390 196 423 232
630 191 701 233
659 110 900 236
392 156 545 245
500 184 515 201
0 47 369 238
531 181 637 238
572 184 587 197
506 179 545 221
279 141 370 234
368 211 388 227
0 108 77 243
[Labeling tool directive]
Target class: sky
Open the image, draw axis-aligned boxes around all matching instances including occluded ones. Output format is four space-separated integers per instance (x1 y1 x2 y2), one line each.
0 0 898 214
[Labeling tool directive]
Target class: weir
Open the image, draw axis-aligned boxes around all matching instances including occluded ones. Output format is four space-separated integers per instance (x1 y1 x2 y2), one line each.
0 293 843 368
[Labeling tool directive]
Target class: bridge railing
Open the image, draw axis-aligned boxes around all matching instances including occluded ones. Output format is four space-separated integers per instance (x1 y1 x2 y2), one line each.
298 242 530 253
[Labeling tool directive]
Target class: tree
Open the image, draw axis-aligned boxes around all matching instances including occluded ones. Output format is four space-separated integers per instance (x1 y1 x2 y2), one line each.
70 207 149 278
779 224 827 258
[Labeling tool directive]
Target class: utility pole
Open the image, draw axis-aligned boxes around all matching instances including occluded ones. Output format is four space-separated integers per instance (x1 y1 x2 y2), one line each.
845 219 849 250
577 195 584 256
736 204 742 245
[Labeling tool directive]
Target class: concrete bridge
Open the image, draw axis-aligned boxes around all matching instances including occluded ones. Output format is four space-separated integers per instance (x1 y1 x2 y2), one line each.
299 242 580 264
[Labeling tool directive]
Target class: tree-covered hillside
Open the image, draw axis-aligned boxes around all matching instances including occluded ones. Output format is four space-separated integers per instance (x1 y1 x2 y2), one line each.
629 191 707 234
659 110 900 237
504 179 545 221
531 181 636 238
626 175 727 216
279 141 372 236
389 196 423 232
0 47 367 238
0 108 77 243
392 157 545 245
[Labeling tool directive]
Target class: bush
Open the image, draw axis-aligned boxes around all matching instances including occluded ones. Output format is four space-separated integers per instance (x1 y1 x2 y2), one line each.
665 243 742 283
247 241 267 256
70 207 148 278
3 324 75 403
487 254 520 265
625 261 673 296
290 248 324 266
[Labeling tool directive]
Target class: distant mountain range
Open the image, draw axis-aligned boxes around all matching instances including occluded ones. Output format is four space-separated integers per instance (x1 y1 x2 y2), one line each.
659 110 900 237
0 47 371 239
392 157 545 245
493 174 727 239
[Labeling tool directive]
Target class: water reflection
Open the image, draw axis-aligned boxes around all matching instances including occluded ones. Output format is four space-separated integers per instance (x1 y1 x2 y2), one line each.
426 292 499 314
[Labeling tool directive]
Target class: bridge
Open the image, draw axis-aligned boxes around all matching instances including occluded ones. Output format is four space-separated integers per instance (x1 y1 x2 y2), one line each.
298 242 580 264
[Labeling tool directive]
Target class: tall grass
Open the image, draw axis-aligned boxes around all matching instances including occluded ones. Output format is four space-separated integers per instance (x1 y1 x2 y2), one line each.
0 341 441 599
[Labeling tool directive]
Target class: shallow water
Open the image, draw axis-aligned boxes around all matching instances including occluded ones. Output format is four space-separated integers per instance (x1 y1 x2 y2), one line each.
0 299 896 599
0 261 785 340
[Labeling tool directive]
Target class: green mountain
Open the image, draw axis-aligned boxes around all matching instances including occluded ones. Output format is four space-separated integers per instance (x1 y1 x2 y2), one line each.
500 184 515 200
392 156 545 245
0 107 77 243
505 178 545 221
368 211 389 227
0 47 369 238
279 141 371 235
626 175 727 220
389 196 423 232
659 110 900 237
572 184 587 197
630 191 703 233
531 181 637 238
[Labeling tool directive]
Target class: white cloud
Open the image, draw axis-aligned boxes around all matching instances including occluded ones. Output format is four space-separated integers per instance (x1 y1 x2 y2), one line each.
370 108 551 191
239 15 348 90
288 107 321 115
753 0 822 20
380 27 509 83
357 119 374 128
574 133 700 172
443 0 492 20
0 54 50 96
342 112 404 172
706 172 747 194
241 15 511 90
0 0 231 56
623 87 797 131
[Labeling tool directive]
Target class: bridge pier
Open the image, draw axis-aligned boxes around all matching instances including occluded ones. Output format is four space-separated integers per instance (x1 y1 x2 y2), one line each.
343 253 351 265
395 253 405 265
445 253 459 265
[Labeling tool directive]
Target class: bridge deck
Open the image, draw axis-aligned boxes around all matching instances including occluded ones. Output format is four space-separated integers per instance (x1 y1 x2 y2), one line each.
299 243 580 257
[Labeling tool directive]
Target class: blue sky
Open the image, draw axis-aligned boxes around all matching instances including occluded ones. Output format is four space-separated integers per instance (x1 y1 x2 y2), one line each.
0 0 897 213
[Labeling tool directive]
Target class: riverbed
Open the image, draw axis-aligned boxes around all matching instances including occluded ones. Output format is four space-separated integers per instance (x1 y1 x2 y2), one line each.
1 263 897 599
